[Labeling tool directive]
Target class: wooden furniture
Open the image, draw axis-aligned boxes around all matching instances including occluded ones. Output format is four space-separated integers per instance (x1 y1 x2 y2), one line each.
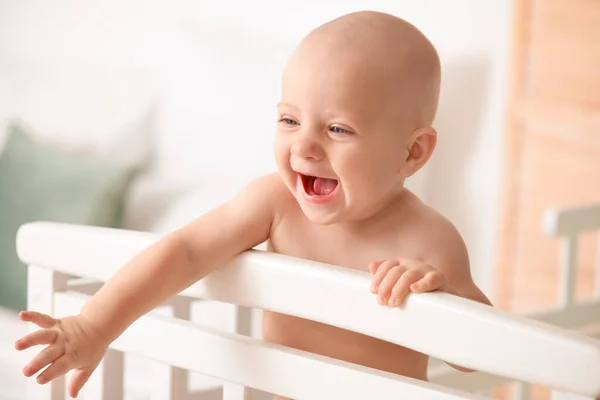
494 0 600 313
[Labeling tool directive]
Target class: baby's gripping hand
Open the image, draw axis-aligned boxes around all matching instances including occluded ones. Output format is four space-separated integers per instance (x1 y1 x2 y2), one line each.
15 311 111 398
369 259 447 307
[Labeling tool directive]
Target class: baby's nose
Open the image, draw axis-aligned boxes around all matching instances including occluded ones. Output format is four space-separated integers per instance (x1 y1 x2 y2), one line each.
290 138 325 161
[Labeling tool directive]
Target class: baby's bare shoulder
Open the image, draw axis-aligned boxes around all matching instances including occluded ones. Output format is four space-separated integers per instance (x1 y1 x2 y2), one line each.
237 172 296 222
242 173 289 199
397 192 469 271
396 191 460 237
399 192 490 304
417 203 464 249
255 173 295 207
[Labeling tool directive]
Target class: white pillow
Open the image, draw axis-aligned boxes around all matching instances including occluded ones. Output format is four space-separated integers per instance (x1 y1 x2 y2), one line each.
0 59 158 168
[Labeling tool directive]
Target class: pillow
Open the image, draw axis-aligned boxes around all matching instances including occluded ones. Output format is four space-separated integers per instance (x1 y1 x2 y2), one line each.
0 60 157 168
0 122 138 311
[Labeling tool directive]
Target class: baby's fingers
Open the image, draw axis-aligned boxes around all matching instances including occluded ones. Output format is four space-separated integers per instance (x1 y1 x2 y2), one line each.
69 366 96 398
368 260 384 274
19 311 57 329
37 355 73 385
23 344 64 377
15 329 58 351
410 270 445 293
376 266 405 305
388 269 422 306
370 260 400 293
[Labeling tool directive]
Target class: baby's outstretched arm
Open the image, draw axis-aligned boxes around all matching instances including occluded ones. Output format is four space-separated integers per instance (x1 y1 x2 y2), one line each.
15 173 282 397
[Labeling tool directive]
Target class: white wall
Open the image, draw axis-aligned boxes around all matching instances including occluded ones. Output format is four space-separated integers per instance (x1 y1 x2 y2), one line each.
0 0 512 294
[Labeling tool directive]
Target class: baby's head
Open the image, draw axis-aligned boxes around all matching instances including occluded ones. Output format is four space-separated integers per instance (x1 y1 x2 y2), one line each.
274 11 441 225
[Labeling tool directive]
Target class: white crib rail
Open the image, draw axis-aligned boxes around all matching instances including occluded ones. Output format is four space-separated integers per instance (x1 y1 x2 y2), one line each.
51 290 486 400
427 202 600 399
16 222 600 399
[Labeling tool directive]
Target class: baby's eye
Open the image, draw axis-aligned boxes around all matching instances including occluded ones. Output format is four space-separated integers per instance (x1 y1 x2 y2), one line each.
280 117 299 126
330 126 348 135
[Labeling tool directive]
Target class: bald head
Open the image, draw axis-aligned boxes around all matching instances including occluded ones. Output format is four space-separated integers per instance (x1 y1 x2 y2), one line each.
284 11 441 129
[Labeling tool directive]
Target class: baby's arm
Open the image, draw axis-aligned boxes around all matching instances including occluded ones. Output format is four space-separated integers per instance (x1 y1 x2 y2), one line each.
80 173 280 342
15 173 282 397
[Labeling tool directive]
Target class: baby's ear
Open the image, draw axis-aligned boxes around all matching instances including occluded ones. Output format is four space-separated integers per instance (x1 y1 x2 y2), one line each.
402 127 437 177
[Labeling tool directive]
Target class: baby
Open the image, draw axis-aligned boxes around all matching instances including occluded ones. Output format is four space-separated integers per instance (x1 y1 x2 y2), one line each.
15 10 491 399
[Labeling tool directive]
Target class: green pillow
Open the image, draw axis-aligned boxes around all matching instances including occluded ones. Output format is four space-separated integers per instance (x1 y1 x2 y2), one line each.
0 122 138 311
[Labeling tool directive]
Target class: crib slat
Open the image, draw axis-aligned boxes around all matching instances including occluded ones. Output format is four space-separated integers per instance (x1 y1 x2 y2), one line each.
25 265 69 400
559 236 578 308
52 291 488 400
151 362 189 400
82 349 124 400
223 385 251 400
150 297 192 400
223 305 253 400
512 382 532 400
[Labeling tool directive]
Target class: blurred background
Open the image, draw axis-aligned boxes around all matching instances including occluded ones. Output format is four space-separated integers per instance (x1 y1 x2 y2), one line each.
0 0 598 399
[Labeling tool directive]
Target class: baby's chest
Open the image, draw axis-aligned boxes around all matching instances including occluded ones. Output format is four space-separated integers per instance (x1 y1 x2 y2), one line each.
269 220 423 273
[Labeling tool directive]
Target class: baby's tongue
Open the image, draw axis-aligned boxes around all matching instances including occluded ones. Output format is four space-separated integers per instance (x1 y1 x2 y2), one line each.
313 177 337 196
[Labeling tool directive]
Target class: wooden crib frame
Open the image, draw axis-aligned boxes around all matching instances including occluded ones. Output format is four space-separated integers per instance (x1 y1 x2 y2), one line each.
15 204 600 400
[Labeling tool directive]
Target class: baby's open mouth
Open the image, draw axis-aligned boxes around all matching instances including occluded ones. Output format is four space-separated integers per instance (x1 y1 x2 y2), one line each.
299 174 338 197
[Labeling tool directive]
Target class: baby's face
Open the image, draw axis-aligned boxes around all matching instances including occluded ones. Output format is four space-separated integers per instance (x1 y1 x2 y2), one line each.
274 49 412 225
273 11 440 225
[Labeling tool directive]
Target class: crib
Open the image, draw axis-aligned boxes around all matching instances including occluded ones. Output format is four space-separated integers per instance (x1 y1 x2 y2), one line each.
15 203 600 400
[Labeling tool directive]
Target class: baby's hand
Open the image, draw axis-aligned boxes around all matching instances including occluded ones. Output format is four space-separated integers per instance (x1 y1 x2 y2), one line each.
369 259 447 307
15 311 110 398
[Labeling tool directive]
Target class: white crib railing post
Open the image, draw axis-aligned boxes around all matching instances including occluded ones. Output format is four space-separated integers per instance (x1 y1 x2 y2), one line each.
559 236 578 308
151 297 192 400
26 265 69 400
223 385 252 400
512 382 532 400
83 349 125 400
222 306 253 400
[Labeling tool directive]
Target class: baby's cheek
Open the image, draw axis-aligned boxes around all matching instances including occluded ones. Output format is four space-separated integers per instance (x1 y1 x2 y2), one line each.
361 158 398 191
273 142 291 169
273 137 287 158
